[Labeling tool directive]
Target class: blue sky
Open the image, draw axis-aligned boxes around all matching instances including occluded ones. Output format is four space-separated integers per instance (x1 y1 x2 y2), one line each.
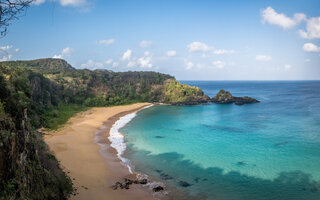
0 0 319 80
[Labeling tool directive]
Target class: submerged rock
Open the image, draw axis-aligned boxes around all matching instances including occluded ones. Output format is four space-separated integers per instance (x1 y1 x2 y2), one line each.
237 161 246 166
211 89 260 105
274 141 289 146
160 173 174 180
179 181 192 187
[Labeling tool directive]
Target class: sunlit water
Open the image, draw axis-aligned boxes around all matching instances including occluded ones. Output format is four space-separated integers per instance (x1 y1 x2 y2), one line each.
120 81 320 200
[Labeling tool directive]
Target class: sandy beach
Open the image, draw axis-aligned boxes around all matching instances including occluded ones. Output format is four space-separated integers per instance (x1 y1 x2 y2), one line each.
44 103 157 200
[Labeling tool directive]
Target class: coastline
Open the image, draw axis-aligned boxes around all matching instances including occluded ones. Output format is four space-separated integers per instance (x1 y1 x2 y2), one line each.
44 103 160 200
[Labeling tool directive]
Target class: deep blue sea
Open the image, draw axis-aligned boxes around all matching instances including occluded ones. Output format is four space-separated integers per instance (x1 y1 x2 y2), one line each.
121 81 320 200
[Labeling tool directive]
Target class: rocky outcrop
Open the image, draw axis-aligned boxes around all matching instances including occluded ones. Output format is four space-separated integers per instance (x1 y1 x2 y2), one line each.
111 178 164 192
0 109 72 199
162 79 210 105
211 89 259 105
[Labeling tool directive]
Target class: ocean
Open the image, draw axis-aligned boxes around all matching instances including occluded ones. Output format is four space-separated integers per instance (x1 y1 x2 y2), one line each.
117 81 320 200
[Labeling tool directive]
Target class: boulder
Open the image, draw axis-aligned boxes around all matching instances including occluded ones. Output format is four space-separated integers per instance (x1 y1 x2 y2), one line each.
152 186 164 192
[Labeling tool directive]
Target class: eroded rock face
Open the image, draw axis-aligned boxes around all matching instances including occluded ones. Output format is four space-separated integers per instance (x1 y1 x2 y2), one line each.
211 89 260 105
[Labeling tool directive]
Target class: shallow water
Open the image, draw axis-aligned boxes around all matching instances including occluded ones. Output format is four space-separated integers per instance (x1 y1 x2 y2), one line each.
121 81 320 200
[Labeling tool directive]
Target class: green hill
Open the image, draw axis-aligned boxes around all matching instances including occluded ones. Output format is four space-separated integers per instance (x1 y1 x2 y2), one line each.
0 58 208 199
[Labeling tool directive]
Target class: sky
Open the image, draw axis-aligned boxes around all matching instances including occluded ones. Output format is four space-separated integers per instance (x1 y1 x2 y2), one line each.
0 0 320 80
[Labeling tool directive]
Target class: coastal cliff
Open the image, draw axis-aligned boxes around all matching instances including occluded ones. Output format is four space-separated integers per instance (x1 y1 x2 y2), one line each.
0 58 208 199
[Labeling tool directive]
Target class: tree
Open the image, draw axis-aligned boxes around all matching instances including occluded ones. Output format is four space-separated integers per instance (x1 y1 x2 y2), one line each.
0 0 34 37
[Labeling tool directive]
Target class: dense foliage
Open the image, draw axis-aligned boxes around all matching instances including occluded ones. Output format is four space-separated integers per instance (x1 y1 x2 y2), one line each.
0 58 208 199
163 79 210 104
0 72 72 199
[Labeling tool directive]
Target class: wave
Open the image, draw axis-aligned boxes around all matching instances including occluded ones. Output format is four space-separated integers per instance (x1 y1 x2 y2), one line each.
108 104 153 173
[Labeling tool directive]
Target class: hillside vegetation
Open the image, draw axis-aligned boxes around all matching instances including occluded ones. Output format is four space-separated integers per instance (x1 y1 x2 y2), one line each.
0 58 208 199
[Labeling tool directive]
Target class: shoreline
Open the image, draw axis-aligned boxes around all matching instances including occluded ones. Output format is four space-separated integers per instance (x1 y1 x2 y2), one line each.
44 103 162 200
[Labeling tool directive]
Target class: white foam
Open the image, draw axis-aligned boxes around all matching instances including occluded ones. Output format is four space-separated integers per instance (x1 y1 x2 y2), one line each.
108 104 154 173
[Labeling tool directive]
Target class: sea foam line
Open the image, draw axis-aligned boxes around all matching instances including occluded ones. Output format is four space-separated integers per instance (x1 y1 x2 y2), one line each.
108 104 153 173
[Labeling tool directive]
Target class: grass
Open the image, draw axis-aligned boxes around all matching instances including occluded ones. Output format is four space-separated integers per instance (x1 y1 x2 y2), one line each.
42 104 89 130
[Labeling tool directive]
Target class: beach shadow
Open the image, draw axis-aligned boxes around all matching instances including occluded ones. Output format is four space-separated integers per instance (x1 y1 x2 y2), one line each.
126 148 320 200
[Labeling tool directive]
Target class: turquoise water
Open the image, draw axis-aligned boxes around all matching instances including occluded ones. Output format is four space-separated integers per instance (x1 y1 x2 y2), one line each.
121 81 320 200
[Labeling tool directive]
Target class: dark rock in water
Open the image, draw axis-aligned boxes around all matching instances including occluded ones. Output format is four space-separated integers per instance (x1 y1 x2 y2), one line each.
153 186 164 192
139 179 148 184
179 181 192 187
274 141 289 146
237 161 246 166
112 178 148 190
310 187 318 193
160 173 173 180
175 129 183 132
194 177 200 183
155 169 163 173
203 178 208 181
155 136 165 139
211 89 259 105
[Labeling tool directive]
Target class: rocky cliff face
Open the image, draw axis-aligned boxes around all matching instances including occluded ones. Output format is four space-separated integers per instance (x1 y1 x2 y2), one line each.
211 89 260 105
0 109 72 199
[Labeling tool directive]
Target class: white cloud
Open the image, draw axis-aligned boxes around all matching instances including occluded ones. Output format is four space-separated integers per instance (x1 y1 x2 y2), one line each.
305 58 311 62
33 0 88 7
144 51 152 56
213 49 234 55
303 43 320 52
122 49 132 60
33 0 45 5
112 62 119 67
127 61 136 68
98 38 115 45
284 64 292 70
59 0 87 7
188 42 211 52
185 61 194 70
255 55 272 61
166 50 176 57
0 54 12 62
201 54 208 58
137 52 153 68
53 47 73 59
137 57 152 68
299 17 320 39
196 64 204 69
212 60 226 69
0 45 17 61
0 45 13 51
261 6 306 29
105 59 113 65
140 40 152 48
80 60 104 69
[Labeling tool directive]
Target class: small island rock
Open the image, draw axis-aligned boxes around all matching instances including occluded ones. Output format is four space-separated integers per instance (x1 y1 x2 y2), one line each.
211 89 259 105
